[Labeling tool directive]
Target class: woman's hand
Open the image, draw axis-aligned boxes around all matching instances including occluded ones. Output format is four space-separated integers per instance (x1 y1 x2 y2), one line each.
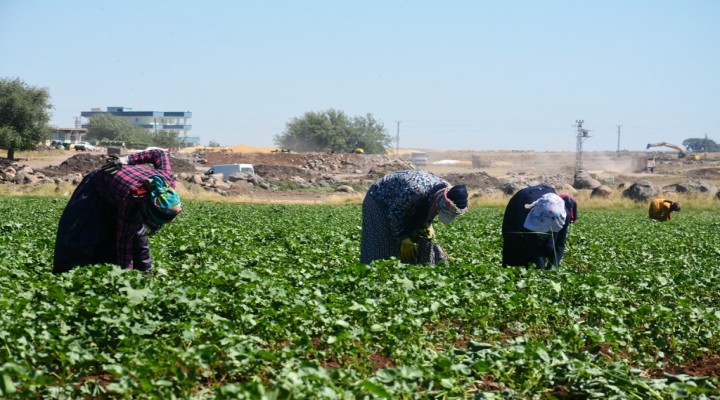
400 238 418 260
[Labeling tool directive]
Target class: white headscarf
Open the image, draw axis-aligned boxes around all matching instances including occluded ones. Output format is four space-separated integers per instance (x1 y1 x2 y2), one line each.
523 193 567 232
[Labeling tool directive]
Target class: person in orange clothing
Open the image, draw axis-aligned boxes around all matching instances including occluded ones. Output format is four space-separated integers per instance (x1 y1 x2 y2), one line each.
649 198 681 221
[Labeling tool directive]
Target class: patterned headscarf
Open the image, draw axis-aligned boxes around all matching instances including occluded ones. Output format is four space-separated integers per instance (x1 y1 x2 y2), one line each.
142 176 182 230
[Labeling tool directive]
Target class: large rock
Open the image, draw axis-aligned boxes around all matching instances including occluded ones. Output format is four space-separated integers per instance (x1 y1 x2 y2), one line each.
573 171 601 190
213 181 231 190
622 180 661 202
334 185 355 193
591 185 614 198
228 172 252 182
207 172 224 181
500 182 523 195
700 181 718 194
2 168 16 182
663 182 700 193
663 181 718 196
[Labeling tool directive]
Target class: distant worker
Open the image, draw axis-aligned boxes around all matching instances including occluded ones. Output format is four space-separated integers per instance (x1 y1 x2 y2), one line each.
649 198 681 222
361 170 468 264
647 156 656 173
502 185 578 270
53 148 182 274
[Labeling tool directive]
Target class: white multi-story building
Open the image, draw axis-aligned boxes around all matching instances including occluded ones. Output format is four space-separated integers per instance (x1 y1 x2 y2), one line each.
80 106 193 139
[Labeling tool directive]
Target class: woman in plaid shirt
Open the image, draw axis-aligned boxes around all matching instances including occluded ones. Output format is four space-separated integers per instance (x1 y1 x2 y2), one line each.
54 148 182 273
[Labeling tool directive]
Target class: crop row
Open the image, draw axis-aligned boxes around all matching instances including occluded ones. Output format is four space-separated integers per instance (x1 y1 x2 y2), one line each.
0 197 718 398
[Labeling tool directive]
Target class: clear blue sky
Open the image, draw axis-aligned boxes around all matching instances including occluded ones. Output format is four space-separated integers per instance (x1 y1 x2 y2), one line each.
1 0 718 152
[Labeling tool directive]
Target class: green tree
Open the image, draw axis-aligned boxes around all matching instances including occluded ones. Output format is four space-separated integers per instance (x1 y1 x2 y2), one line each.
274 109 391 154
683 137 720 153
152 129 183 149
86 114 184 149
85 114 149 144
0 77 53 159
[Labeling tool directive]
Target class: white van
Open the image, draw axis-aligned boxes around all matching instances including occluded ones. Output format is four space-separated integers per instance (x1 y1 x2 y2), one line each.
411 152 428 167
206 163 255 177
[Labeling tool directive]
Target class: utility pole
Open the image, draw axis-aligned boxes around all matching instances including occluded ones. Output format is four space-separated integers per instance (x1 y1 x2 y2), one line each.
574 120 591 177
395 121 401 156
616 125 622 153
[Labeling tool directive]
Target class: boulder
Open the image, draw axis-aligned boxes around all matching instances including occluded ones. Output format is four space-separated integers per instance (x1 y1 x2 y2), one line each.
213 181 231 190
228 172 252 183
573 171 601 190
622 180 661 202
662 183 685 193
334 185 355 193
663 181 718 195
500 182 523 195
207 172 224 181
591 185 613 198
249 175 264 186
700 181 718 194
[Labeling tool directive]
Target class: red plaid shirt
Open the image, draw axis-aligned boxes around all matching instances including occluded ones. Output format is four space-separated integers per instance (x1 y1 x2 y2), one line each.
94 149 176 269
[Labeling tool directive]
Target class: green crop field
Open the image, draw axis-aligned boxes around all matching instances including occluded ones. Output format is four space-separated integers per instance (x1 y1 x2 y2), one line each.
0 196 719 399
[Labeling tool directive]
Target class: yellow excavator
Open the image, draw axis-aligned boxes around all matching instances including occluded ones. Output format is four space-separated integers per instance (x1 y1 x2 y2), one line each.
646 142 702 160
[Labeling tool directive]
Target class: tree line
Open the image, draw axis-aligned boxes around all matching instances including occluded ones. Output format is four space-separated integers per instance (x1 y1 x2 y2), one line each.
2 76 717 159
682 137 720 153
0 77 395 158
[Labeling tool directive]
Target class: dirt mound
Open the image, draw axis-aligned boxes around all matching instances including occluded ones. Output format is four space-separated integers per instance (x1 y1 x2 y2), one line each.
255 165 313 179
36 153 197 176
41 153 107 176
203 151 396 179
688 167 720 179
168 157 198 174
203 151 386 168
440 172 504 189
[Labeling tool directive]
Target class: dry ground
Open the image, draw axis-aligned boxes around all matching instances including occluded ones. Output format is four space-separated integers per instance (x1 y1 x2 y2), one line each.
8 146 720 204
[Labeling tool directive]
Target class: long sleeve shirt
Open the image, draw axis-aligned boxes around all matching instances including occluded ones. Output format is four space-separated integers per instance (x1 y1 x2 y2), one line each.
366 170 448 243
93 149 176 269
649 198 673 221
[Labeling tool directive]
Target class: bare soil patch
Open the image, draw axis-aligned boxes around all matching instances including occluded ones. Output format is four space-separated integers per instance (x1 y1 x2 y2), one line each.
5 147 720 202
32 153 197 177
651 352 720 379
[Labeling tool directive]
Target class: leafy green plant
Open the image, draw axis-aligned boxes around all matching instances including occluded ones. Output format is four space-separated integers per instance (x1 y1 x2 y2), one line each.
0 196 718 398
